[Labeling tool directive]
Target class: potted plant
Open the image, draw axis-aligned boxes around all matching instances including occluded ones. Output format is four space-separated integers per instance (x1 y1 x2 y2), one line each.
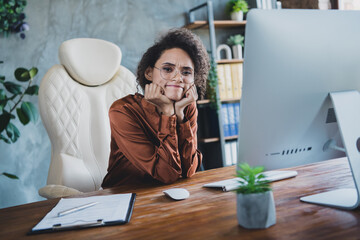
226 0 249 21
227 34 244 59
234 163 276 229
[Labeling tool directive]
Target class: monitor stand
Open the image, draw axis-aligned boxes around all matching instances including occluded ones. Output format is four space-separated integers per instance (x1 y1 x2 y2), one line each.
300 90 360 210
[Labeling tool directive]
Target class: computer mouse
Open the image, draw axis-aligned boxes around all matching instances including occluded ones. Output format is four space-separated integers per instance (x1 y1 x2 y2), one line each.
163 188 190 201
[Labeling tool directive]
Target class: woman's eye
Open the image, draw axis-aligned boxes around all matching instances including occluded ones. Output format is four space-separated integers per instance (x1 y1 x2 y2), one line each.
182 70 192 76
162 67 173 73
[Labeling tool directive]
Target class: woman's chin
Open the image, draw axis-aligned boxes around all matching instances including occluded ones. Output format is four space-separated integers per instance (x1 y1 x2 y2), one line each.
165 89 183 101
166 95 182 101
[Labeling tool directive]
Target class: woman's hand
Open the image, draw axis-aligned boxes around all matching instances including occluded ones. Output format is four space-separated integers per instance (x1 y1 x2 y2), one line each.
144 83 174 116
174 84 198 123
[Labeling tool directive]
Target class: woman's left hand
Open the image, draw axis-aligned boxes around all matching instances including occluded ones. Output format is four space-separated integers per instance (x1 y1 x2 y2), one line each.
174 84 198 123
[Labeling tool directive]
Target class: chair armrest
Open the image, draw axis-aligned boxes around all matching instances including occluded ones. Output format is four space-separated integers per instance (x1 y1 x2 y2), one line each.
38 184 83 199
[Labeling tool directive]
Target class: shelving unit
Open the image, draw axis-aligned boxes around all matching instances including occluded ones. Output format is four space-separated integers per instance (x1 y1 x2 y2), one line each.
186 1 245 169
184 20 246 30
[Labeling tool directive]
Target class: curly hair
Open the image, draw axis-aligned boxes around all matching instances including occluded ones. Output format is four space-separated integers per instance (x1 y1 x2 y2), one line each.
136 28 209 98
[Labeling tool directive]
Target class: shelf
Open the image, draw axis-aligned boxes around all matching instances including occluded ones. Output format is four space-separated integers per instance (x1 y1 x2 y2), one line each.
197 98 240 105
220 98 241 103
217 59 244 64
184 20 246 30
224 135 238 141
199 137 220 143
197 99 211 105
200 135 238 143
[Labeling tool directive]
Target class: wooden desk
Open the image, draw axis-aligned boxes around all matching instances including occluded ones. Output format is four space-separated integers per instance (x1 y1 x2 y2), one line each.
0 158 359 239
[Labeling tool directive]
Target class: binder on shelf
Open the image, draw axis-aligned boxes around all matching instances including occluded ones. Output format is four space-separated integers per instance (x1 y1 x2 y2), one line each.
223 64 233 99
228 103 236 136
216 64 227 99
234 102 240 136
230 64 240 99
29 193 136 234
231 140 238 165
221 103 230 137
224 142 232 166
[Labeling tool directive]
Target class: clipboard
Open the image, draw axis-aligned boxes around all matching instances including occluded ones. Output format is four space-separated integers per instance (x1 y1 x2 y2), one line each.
28 193 136 234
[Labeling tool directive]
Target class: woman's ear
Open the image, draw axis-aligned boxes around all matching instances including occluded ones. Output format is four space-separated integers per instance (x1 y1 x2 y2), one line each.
145 67 153 81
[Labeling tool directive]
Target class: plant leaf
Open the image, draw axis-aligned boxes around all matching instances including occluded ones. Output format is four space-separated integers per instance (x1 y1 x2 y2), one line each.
24 85 39 95
4 81 22 94
2 172 19 179
0 112 11 132
21 101 38 123
16 107 29 125
14 68 30 82
6 122 20 142
0 89 6 112
29 67 38 79
0 133 11 144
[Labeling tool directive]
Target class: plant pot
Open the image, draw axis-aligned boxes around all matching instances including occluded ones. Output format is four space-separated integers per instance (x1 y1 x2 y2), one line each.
230 11 244 21
236 191 276 229
232 45 243 59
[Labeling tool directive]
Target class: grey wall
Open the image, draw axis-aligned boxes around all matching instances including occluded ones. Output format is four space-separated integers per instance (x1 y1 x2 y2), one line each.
0 0 237 209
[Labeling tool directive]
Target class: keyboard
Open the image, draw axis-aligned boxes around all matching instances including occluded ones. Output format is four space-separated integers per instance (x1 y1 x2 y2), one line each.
203 170 298 192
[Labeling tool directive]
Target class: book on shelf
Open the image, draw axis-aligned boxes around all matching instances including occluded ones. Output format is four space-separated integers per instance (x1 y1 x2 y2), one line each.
228 102 236 136
217 63 243 101
230 140 238 165
221 103 230 137
216 64 227 99
224 140 238 166
223 64 233 99
234 102 240 136
230 63 243 99
224 142 232 166
255 0 278 9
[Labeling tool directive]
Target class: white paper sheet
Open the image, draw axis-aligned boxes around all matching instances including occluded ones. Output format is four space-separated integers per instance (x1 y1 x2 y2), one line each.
32 193 133 231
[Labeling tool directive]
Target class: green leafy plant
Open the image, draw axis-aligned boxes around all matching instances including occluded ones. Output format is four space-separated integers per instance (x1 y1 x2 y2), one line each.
226 0 249 14
207 57 219 110
0 61 39 144
227 34 245 47
235 163 271 194
0 0 29 38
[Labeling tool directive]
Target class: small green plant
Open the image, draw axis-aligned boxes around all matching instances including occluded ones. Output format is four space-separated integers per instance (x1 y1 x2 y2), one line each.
235 163 271 194
0 0 29 38
226 0 249 15
227 34 245 47
207 57 219 110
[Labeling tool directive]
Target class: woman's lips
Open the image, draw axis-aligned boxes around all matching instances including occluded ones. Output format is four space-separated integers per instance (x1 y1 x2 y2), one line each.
166 84 184 89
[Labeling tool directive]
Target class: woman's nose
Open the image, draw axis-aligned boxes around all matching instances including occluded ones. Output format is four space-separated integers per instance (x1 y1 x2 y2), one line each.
172 70 184 83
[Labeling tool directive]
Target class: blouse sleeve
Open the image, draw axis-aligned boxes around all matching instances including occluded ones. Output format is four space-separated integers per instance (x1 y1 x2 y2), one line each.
109 106 185 184
176 102 202 178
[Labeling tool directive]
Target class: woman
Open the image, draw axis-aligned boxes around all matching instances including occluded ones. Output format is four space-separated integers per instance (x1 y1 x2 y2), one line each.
102 28 209 188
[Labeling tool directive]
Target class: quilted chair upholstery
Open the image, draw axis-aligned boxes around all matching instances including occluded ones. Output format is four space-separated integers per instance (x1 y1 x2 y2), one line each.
38 38 137 199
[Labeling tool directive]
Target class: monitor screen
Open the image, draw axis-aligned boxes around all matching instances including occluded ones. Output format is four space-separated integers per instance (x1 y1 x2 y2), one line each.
238 9 360 171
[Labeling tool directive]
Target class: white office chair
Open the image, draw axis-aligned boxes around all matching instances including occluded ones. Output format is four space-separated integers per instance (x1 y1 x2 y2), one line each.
38 38 137 199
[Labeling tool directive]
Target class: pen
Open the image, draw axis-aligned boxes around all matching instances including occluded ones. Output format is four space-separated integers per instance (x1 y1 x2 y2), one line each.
57 202 98 217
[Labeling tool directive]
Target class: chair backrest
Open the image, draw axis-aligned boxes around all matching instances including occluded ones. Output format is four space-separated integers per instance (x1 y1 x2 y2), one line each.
39 38 137 192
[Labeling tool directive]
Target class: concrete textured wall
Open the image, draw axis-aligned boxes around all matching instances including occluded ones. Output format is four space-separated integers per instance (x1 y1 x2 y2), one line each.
0 0 237 209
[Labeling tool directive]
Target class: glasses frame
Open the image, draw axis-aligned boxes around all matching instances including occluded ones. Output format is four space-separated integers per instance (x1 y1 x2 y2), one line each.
154 66 194 84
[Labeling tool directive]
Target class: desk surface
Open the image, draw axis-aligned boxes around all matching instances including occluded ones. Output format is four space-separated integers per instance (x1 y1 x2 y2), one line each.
0 158 359 240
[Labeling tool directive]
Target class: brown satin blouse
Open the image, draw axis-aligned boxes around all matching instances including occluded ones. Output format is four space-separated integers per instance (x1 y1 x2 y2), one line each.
101 93 202 188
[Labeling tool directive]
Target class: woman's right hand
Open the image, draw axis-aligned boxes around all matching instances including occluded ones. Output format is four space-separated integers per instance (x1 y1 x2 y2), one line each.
144 83 174 116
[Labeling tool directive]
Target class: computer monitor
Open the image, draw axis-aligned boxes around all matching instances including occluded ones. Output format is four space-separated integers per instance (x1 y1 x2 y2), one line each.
239 9 360 209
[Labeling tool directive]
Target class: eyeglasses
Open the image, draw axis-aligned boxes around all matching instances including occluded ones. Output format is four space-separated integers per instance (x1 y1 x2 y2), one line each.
154 65 194 83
